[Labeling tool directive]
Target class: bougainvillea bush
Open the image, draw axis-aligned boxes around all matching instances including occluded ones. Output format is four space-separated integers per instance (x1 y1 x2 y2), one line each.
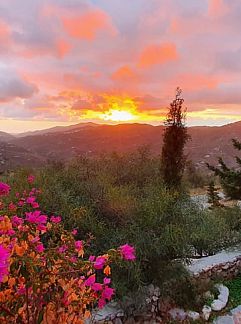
0 176 135 323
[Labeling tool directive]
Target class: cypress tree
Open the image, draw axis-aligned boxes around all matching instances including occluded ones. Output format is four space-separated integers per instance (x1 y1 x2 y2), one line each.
161 88 190 188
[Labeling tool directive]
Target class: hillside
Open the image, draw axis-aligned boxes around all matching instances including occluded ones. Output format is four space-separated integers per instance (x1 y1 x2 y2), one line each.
7 121 241 169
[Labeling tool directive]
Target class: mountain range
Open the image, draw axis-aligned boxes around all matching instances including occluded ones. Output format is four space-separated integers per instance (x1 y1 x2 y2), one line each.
0 121 241 171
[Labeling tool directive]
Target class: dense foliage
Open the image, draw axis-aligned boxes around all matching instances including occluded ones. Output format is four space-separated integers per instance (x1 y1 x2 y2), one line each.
0 177 135 323
5 149 241 305
207 138 241 199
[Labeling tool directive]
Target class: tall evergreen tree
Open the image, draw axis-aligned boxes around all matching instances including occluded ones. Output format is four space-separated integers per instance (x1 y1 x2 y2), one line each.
161 88 190 188
207 138 241 199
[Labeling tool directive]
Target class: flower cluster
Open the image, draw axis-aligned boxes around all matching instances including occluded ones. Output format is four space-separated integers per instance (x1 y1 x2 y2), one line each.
0 179 135 323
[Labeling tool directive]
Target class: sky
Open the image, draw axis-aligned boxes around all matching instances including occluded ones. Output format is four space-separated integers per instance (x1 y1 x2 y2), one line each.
1 0 241 133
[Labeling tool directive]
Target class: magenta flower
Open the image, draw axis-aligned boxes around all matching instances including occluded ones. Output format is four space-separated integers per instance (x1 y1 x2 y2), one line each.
26 211 47 225
102 287 115 301
0 244 9 282
119 244 136 261
72 229 78 235
50 216 62 223
27 175 35 184
0 182 10 196
89 255 95 262
94 256 106 270
92 283 103 292
36 243 44 253
85 274 95 287
75 240 83 251
104 277 111 285
98 298 106 309
11 215 24 227
58 245 68 253
26 196 36 204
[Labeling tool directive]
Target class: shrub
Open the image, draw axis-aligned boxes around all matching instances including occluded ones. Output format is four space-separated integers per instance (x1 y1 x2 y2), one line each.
0 177 135 323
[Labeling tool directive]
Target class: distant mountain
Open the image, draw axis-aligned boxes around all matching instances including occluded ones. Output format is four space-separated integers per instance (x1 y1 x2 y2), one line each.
0 131 15 142
16 122 99 137
9 121 241 169
0 142 44 172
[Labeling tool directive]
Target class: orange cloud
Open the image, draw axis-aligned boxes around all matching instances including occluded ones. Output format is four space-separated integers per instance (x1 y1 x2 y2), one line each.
139 43 179 67
175 73 219 91
208 0 229 17
111 65 138 82
0 19 10 40
62 9 116 40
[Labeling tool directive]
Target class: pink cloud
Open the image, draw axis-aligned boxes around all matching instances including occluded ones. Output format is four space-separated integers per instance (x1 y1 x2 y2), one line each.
208 0 229 17
111 66 138 82
62 9 116 40
138 43 179 67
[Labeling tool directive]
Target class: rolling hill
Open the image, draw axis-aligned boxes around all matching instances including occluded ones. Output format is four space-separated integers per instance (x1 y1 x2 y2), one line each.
6 121 241 170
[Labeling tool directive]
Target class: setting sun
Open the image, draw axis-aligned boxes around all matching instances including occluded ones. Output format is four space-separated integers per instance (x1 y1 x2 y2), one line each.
103 109 136 122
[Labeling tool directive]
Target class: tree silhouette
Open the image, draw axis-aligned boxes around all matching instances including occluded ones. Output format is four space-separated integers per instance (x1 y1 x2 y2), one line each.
161 88 190 188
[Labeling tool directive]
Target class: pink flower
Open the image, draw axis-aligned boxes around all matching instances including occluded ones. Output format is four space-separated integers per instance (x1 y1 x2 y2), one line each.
85 274 95 287
92 283 103 292
104 277 111 285
26 197 36 204
8 202 16 211
0 244 9 282
32 202 39 209
11 215 24 227
89 255 95 262
102 287 115 301
75 240 83 251
50 216 61 223
36 243 44 253
26 211 47 225
119 244 136 261
58 245 67 253
98 298 106 309
7 229 15 236
27 175 35 184
0 182 10 196
72 229 78 235
94 256 106 270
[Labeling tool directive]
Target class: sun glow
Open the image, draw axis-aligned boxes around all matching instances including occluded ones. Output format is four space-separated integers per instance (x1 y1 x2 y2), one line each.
102 109 136 122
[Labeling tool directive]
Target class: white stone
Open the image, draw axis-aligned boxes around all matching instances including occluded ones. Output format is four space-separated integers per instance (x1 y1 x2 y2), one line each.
187 311 200 321
211 299 227 311
169 308 187 321
231 305 241 315
213 315 234 324
202 305 212 321
215 284 229 304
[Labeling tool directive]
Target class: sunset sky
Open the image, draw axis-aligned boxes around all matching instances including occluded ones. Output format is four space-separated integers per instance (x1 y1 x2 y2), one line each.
1 0 241 133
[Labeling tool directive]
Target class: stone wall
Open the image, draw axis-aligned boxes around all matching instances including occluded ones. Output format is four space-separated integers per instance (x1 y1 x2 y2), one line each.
191 256 241 282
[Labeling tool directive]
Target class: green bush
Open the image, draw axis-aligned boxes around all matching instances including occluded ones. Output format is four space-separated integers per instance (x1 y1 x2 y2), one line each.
5 151 241 300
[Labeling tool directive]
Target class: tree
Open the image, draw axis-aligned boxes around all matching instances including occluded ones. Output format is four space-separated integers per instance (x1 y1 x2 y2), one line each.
207 139 241 199
161 88 190 188
207 180 222 208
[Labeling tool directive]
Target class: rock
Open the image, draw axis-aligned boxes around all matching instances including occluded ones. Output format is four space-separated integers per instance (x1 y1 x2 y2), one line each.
93 302 124 322
213 315 234 324
211 299 227 311
211 284 229 311
202 305 212 321
216 284 229 304
231 305 241 315
114 319 123 324
169 308 187 321
187 311 200 321
124 317 135 324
